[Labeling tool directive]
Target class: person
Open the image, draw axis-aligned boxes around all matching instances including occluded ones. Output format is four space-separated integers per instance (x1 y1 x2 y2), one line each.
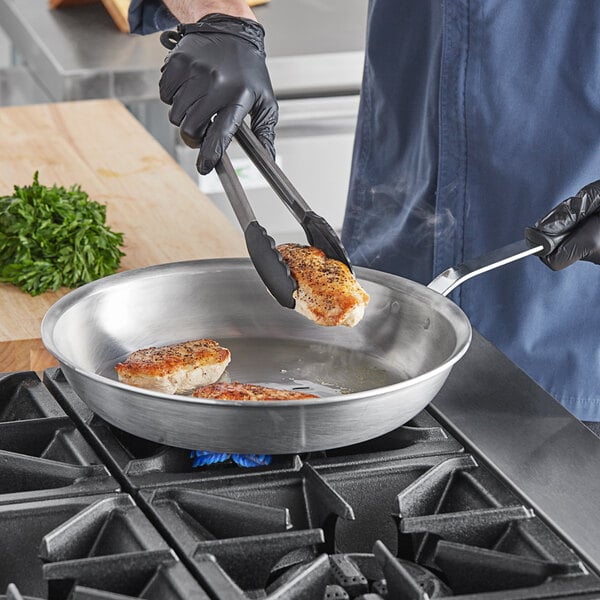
128 0 600 433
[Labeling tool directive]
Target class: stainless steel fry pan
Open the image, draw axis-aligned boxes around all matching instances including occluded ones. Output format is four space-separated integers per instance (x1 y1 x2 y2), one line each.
41 240 541 454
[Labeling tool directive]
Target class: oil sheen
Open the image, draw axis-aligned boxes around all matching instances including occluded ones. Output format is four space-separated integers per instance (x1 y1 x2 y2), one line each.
102 337 406 397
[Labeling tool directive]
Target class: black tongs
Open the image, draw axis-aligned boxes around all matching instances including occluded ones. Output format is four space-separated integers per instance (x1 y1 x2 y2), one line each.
214 121 353 309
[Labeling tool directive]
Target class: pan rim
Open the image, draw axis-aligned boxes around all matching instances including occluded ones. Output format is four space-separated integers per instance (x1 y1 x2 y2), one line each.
42 258 473 407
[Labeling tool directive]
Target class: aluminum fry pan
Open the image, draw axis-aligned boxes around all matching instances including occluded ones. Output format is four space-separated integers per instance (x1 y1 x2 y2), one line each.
41 241 540 454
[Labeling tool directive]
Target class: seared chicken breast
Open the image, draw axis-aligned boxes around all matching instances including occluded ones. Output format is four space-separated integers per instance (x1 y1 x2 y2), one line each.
115 339 231 394
192 382 319 401
277 243 370 327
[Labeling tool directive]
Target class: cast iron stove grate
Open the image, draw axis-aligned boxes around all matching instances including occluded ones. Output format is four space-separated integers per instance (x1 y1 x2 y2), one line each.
15 369 600 599
135 454 600 599
0 493 210 600
0 372 118 505
43 368 463 490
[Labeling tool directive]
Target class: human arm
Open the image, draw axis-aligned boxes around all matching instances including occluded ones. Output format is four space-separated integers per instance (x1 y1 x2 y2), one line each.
161 0 255 21
525 181 600 270
154 1 278 174
128 0 255 34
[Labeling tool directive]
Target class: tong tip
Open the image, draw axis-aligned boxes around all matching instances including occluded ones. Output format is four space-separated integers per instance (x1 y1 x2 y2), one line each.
245 222 297 309
302 212 354 274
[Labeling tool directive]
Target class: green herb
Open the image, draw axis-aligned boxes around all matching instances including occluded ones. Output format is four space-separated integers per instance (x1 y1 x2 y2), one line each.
0 172 125 295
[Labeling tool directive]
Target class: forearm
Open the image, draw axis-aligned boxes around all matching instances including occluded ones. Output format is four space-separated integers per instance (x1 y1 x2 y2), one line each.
162 0 256 22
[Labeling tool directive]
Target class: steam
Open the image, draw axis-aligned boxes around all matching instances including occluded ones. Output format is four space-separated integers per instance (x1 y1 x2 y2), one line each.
343 182 457 270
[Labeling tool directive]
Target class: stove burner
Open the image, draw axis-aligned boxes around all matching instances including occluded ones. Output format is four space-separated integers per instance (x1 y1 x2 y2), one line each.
266 546 452 599
189 450 272 468
0 370 597 599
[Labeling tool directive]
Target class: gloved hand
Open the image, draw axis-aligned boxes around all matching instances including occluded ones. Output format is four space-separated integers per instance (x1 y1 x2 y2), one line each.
159 13 278 175
525 180 600 270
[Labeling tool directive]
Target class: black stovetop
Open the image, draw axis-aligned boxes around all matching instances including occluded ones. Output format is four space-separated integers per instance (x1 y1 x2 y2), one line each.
0 354 599 600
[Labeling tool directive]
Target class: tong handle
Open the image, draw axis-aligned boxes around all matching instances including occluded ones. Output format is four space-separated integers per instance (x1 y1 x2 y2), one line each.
214 153 255 230
235 121 311 221
235 122 353 271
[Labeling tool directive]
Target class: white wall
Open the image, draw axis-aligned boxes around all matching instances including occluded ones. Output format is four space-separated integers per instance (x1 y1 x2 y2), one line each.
0 26 10 67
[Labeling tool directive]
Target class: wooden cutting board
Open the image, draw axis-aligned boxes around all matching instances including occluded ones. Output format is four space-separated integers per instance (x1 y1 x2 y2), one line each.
0 99 246 372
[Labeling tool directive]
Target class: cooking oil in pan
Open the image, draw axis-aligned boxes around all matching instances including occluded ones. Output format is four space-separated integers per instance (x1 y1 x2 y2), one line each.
102 337 405 397
205 337 403 397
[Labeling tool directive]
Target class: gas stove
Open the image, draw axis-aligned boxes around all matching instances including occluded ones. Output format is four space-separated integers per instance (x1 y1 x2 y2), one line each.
1 331 600 599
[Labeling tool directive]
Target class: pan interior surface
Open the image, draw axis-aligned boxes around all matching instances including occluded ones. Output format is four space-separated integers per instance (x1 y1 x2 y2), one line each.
100 337 403 398
43 259 471 401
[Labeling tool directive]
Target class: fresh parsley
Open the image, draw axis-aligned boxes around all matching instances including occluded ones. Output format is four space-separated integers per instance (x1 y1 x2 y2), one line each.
0 172 125 295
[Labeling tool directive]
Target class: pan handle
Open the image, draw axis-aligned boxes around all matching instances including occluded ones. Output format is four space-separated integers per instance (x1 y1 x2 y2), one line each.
427 240 544 297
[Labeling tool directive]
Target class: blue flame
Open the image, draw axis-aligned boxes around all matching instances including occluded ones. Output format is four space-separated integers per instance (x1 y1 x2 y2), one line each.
190 450 272 468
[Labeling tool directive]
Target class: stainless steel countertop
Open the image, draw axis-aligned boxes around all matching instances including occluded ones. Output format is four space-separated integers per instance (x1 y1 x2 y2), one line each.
0 0 367 102
430 330 600 572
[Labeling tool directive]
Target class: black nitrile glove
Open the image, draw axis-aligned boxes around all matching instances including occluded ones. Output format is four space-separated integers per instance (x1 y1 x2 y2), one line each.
159 13 278 175
525 181 600 271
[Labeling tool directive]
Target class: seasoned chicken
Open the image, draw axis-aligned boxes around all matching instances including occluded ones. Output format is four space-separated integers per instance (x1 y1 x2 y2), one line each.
276 243 370 327
192 382 319 401
115 339 231 394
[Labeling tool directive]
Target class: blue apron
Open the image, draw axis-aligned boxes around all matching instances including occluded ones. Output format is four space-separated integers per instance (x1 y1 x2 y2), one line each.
342 0 600 420
129 0 600 420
